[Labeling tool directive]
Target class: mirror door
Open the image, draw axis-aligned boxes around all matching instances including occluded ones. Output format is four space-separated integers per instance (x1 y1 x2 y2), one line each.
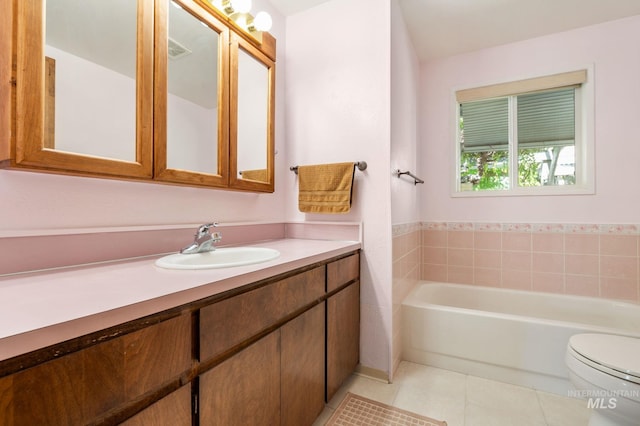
15 0 153 177
154 0 229 187
229 34 275 192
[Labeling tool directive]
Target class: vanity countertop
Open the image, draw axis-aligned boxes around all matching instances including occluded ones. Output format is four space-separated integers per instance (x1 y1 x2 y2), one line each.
0 238 360 362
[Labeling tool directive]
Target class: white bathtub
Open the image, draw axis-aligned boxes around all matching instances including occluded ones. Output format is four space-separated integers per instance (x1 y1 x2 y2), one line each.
401 282 640 395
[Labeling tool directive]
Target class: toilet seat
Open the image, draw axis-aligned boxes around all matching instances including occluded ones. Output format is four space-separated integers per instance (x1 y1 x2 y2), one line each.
568 334 640 385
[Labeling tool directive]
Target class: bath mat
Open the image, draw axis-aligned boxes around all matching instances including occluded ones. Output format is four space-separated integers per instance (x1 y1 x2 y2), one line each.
326 392 447 426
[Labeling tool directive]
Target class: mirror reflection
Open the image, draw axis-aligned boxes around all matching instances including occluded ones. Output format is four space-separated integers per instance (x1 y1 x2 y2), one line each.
237 48 269 182
45 0 137 161
39 0 273 189
166 1 220 174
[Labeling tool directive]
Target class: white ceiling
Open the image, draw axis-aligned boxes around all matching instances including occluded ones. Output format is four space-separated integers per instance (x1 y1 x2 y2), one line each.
268 0 640 61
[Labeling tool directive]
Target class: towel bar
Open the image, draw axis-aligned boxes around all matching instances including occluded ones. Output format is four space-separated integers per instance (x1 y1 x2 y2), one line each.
290 161 367 174
394 169 424 185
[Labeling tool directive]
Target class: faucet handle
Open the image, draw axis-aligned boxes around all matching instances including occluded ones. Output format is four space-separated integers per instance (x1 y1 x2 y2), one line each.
196 222 218 237
180 223 221 254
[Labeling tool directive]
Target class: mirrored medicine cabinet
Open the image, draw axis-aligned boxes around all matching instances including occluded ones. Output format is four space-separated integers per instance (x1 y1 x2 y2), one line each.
2 0 275 192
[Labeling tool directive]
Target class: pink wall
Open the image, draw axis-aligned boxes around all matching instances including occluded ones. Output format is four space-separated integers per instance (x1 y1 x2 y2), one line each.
391 1 420 227
419 15 640 224
0 171 287 233
390 0 420 380
285 0 393 375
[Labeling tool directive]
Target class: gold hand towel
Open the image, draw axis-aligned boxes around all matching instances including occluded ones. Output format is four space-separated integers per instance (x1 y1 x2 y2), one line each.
240 169 268 182
298 162 355 214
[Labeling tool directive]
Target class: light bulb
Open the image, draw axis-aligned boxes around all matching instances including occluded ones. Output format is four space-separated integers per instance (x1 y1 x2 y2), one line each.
253 11 272 32
232 0 251 13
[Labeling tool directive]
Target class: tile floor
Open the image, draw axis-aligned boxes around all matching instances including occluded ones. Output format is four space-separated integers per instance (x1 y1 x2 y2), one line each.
314 361 592 426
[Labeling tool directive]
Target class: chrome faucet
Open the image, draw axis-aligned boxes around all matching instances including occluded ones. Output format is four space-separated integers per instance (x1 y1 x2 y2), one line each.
180 223 222 254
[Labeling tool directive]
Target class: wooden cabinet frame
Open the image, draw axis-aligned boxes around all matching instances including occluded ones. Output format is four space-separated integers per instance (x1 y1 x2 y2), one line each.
9 0 154 179
153 0 230 188
229 34 276 192
2 0 276 192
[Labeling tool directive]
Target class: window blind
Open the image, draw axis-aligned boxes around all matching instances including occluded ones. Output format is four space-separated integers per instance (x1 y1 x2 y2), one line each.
517 88 575 148
460 87 576 153
460 98 509 152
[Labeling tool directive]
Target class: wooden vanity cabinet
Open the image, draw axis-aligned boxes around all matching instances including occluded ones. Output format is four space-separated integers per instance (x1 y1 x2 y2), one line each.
0 251 360 426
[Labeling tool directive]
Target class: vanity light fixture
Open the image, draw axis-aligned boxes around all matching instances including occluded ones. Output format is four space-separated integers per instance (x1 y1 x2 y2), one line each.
230 0 252 13
207 0 272 35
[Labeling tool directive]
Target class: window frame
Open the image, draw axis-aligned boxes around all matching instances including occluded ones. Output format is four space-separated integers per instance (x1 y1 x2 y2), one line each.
451 66 595 197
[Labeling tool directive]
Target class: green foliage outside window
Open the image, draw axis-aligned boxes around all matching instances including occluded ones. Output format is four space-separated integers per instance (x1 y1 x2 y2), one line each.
518 149 543 187
460 151 508 190
460 148 575 191
460 149 544 191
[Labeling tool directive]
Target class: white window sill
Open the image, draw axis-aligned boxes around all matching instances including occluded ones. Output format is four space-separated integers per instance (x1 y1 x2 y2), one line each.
451 184 594 198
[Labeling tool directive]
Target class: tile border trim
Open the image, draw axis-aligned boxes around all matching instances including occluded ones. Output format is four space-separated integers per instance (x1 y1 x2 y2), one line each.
422 222 640 235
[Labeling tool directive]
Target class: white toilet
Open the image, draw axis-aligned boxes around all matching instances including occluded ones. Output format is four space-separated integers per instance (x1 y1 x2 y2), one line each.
565 333 640 426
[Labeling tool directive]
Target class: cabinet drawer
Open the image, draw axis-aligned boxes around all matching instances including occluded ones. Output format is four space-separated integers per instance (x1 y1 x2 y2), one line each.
200 266 325 362
0 313 192 425
327 254 359 292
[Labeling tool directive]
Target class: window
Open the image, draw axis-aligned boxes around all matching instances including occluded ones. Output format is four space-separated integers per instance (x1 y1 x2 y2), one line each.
454 69 593 195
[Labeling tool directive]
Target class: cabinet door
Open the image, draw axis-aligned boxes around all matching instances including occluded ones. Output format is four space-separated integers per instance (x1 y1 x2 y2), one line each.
120 384 192 426
326 281 360 401
10 0 153 178
153 0 230 187
281 303 325 426
199 331 280 425
0 314 192 425
228 33 275 193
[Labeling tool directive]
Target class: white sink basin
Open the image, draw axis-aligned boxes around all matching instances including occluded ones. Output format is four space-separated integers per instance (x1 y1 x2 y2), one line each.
155 247 280 270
